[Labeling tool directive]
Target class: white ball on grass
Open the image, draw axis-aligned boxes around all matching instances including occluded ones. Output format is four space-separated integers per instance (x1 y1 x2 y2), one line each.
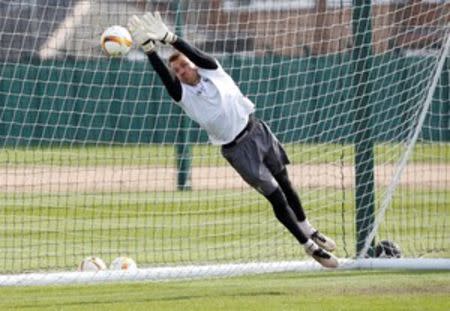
110 256 138 272
78 256 107 272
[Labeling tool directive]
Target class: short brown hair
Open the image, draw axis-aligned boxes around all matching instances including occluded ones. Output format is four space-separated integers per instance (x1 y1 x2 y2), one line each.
168 51 183 63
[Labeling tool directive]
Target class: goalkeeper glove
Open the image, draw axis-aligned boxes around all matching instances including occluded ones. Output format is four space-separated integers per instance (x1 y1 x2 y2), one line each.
141 11 177 44
127 15 156 53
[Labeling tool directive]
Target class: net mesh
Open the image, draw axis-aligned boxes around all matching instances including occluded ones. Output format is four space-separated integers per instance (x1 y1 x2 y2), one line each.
0 0 448 275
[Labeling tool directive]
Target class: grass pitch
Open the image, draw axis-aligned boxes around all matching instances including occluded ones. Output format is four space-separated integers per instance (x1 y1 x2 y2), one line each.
0 271 448 310
0 188 448 273
0 142 447 310
1 142 449 166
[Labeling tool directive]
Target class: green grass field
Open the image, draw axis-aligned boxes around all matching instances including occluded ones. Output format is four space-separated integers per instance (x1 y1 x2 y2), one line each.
0 142 448 310
0 142 448 272
0 188 448 273
1 142 449 166
0 271 448 310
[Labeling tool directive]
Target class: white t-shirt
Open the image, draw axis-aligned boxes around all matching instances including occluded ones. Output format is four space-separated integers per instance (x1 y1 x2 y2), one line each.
177 62 255 145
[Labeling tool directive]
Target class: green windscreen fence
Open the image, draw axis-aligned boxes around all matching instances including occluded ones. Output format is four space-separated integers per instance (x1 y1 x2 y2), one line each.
1 54 448 147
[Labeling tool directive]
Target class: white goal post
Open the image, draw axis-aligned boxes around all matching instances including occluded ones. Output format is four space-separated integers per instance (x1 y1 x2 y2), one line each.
0 259 449 287
0 0 449 286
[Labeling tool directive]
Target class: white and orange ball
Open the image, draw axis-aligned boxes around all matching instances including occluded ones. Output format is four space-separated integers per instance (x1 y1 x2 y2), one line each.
78 256 107 272
110 256 138 272
101 25 132 57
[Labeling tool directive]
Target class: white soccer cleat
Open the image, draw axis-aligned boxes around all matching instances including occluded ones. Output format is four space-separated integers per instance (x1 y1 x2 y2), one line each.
311 230 337 252
304 241 339 268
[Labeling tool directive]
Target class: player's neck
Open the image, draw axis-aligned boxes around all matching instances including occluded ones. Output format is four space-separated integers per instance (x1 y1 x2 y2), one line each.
188 75 200 86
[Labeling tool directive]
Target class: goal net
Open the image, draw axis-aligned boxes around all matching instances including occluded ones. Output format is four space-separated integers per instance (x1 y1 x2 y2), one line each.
0 0 448 285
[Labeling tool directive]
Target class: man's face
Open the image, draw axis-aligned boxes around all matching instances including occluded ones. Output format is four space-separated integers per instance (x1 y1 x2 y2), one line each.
170 55 200 86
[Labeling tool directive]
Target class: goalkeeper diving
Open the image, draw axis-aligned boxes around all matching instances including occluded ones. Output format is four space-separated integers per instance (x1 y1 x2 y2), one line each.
127 12 338 268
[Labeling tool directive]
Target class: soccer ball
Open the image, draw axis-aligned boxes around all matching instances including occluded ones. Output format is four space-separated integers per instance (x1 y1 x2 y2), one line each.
101 25 132 57
110 256 138 271
78 256 107 272
375 240 401 258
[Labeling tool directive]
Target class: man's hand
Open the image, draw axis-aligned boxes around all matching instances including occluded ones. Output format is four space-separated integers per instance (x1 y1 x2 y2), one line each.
127 15 156 53
141 11 177 44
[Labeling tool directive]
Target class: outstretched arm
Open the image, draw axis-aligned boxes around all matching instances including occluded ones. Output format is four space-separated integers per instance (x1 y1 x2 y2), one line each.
128 15 182 102
171 37 218 70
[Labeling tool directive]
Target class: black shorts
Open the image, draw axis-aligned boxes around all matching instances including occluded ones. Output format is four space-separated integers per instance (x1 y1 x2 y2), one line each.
221 117 290 195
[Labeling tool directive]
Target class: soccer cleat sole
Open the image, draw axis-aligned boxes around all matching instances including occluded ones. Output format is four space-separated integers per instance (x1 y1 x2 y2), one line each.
312 249 339 268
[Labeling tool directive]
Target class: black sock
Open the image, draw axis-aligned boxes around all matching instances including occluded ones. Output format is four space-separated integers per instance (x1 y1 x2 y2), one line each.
265 187 308 244
274 168 306 222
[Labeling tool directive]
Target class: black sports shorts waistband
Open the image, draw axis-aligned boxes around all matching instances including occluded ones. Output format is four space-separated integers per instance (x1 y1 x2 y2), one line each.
222 115 255 149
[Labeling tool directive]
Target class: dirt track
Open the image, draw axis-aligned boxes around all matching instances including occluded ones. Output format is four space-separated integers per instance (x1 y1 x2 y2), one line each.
0 163 448 192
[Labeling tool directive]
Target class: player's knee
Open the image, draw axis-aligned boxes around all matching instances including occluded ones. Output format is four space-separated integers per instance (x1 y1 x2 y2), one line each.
247 177 278 196
274 168 296 194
